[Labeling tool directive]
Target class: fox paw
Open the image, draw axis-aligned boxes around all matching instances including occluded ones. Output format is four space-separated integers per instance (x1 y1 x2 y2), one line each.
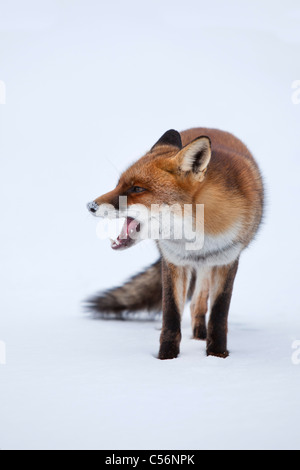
192 325 207 340
206 348 229 358
158 342 179 360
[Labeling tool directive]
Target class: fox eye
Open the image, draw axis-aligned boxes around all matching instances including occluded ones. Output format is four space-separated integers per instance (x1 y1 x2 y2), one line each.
128 186 146 194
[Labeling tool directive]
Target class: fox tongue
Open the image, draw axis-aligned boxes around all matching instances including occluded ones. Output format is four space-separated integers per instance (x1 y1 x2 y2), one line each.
118 217 140 241
111 217 140 249
118 217 131 241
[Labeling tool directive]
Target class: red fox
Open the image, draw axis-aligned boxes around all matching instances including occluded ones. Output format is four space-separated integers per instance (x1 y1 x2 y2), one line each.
87 128 264 359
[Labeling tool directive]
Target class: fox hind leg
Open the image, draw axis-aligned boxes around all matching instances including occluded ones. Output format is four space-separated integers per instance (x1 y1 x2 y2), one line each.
206 259 239 358
190 277 209 340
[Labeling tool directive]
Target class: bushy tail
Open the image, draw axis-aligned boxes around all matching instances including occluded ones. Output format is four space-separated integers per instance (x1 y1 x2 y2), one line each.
86 259 162 319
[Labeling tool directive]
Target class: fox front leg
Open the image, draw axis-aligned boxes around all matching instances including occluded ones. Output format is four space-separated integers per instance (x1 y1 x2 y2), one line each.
159 261 190 360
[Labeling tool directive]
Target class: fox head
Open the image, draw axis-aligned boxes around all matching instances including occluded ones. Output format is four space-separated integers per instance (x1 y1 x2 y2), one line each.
87 129 211 250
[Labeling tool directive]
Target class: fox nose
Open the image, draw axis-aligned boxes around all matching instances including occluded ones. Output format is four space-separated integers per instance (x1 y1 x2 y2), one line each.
87 201 99 214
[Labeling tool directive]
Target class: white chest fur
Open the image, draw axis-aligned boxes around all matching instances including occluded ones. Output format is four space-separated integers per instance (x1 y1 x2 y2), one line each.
158 222 244 267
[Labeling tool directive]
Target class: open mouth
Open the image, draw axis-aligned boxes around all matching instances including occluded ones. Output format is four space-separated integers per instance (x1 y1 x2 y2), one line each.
110 217 141 250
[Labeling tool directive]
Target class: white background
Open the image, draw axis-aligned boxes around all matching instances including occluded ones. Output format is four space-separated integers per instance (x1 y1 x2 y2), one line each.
0 0 300 450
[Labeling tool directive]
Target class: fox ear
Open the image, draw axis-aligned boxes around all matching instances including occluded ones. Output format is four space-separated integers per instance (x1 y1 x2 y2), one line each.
151 129 182 151
177 136 211 181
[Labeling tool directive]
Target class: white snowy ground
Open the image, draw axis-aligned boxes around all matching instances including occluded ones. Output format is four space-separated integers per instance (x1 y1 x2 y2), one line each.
1 0 300 450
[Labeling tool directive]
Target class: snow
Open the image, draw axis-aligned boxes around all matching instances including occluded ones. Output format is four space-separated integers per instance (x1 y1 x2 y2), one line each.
0 0 300 450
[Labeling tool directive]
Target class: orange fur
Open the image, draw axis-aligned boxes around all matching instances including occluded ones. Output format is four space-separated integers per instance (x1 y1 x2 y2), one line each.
88 128 264 360
93 128 263 246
